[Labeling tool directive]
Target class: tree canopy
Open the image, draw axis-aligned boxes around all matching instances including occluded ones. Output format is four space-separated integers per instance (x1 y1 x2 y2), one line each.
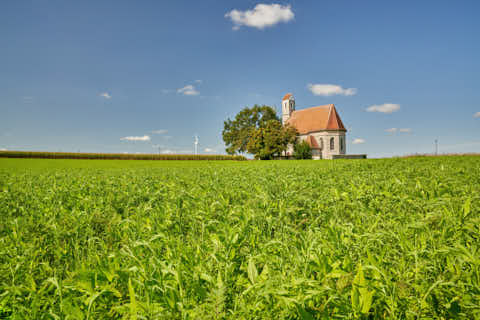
222 105 297 159
222 105 279 155
294 140 313 159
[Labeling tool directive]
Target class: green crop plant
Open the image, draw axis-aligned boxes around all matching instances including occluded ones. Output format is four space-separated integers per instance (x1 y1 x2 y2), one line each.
0 151 246 161
0 156 479 319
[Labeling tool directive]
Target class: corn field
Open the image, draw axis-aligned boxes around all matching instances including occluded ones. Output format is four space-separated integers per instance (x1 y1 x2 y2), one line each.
0 156 479 319
0 151 246 161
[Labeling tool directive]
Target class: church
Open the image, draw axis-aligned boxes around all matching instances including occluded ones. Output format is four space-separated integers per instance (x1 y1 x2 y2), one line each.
282 93 347 159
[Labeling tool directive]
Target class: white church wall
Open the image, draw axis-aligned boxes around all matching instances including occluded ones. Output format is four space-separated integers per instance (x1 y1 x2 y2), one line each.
309 131 346 159
285 132 346 159
312 149 322 160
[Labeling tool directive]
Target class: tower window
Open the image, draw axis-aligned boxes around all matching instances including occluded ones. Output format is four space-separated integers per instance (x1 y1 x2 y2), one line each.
340 137 344 151
330 137 334 150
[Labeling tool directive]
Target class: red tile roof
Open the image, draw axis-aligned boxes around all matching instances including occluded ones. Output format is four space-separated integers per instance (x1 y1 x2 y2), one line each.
286 104 346 134
282 93 292 101
306 135 321 149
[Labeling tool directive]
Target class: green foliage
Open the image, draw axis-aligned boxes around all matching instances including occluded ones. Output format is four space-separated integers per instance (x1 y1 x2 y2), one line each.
351 264 374 316
1 156 480 319
246 120 297 160
222 105 279 155
0 150 246 161
294 140 312 159
222 105 297 159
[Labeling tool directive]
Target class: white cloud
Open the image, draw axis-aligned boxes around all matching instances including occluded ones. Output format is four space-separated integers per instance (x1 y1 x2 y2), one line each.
352 138 365 144
386 127 412 134
99 92 111 99
474 112 480 118
307 84 357 96
366 103 400 114
194 79 203 84
0 148 7 151
204 148 215 153
120 135 151 141
160 149 192 154
151 129 168 134
225 3 294 30
177 85 199 96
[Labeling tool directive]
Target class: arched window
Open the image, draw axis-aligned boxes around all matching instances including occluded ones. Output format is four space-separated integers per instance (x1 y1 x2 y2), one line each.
330 137 335 150
340 137 344 151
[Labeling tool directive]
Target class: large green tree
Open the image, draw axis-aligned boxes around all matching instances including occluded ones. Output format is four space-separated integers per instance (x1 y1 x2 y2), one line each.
222 105 279 155
246 120 297 159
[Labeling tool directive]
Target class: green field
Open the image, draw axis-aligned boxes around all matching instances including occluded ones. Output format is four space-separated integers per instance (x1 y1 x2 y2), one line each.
1 157 479 319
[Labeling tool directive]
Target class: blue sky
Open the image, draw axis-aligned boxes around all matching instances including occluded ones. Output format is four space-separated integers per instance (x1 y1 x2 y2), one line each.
1 0 479 157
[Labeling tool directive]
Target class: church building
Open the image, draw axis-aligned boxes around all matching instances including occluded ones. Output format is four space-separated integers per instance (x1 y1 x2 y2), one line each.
282 93 347 159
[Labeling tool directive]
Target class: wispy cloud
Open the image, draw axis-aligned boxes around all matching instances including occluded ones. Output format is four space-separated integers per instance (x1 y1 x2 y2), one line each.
307 84 357 96
120 135 151 141
194 79 203 84
204 148 215 153
352 138 365 144
225 3 294 30
0 148 7 151
474 112 480 118
366 103 400 114
161 148 192 154
151 129 168 134
177 85 199 96
22 96 33 103
386 127 412 134
161 89 172 94
99 92 111 99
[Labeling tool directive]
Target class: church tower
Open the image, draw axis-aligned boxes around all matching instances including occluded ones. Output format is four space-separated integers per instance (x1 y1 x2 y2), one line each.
282 93 295 124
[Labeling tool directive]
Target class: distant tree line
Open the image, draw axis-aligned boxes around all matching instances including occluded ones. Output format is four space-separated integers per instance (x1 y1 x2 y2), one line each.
0 151 246 161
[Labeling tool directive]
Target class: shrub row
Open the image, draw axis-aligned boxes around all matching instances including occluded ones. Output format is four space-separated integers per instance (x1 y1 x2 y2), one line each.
0 150 246 161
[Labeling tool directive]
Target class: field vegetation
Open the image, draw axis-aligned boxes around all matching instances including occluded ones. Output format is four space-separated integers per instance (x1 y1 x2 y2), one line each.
0 151 246 161
0 156 479 319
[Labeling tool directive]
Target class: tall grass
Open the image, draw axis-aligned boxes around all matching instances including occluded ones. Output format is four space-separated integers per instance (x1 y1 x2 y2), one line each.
0 156 479 318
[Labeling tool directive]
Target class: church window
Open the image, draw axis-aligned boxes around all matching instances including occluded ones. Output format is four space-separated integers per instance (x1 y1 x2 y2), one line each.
330 137 334 150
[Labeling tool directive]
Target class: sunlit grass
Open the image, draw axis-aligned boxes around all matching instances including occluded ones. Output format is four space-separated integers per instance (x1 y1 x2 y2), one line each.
0 157 479 318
